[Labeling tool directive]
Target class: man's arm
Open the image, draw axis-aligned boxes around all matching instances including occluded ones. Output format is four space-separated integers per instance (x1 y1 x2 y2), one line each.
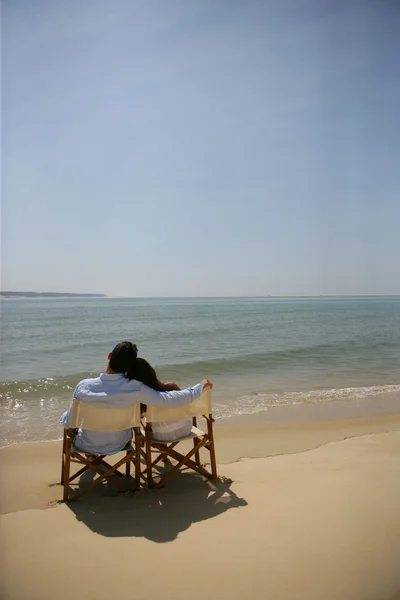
60 402 72 429
140 380 212 408
59 383 82 428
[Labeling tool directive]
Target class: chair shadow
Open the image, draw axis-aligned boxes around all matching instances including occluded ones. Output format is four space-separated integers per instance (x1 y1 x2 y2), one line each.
67 469 248 544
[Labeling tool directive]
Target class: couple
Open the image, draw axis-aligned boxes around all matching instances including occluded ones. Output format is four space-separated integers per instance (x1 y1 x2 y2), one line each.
60 341 213 455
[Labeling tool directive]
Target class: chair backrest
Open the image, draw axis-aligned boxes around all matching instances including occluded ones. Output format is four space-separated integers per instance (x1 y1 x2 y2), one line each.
69 399 141 431
146 388 212 423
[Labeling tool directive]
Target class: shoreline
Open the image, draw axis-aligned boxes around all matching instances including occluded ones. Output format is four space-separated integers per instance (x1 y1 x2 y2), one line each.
1 411 400 515
1 388 399 451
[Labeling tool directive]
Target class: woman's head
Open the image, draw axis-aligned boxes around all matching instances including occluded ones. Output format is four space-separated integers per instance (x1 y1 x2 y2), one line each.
126 357 162 391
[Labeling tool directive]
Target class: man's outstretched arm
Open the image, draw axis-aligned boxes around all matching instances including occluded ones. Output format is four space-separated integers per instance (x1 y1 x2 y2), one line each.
140 379 212 408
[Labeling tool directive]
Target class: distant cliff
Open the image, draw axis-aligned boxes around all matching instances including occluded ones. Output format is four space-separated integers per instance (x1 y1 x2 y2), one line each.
0 291 106 298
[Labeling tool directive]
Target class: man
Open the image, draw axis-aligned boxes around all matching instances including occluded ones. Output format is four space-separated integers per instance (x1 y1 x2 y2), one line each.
60 341 212 455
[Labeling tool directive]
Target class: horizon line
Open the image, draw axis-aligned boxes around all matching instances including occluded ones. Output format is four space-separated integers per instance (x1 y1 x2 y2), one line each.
2 291 400 299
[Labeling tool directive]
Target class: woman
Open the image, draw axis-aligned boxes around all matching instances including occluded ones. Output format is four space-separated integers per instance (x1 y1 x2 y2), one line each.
126 357 193 442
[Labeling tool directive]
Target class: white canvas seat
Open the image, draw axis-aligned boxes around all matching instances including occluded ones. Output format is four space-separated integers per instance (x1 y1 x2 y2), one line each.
143 389 218 488
61 399 141 502
140 424 205 443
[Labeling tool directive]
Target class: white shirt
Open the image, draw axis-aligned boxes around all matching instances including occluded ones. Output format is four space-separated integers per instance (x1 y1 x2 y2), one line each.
60 373 203 455
151 418 193 442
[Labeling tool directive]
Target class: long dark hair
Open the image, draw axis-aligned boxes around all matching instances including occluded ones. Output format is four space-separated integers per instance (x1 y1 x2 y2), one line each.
127 357 164 413
126 357 164 391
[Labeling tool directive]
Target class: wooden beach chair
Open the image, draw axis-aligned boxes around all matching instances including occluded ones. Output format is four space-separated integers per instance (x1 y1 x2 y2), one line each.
60 399 141 502
143 389 218 488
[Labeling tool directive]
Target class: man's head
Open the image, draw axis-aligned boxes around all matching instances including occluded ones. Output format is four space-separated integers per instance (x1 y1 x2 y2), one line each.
108 341 138 374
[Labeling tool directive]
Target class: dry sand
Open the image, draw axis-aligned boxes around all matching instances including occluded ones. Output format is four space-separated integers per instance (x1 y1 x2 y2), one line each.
1 414 400 600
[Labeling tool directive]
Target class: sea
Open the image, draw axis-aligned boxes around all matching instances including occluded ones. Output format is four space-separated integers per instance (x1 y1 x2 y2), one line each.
1 296 399 448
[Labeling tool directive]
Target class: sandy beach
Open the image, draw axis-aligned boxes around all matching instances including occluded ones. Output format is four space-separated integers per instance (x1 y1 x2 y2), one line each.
1 413 400 600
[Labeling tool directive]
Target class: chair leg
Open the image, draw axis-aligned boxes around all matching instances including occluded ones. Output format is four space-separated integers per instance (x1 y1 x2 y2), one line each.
193 417 201 467
155 437 209 488
158 442 211 479
207 415 218 479
125 450 131 477
135 428 141 490
61 429 67 485
145 426 154 488
63 438 71 502
69 452 134 502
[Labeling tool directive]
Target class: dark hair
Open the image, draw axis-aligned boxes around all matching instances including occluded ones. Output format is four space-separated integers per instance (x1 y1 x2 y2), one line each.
109 341 138 374
127 357 164 414
126 357 163 391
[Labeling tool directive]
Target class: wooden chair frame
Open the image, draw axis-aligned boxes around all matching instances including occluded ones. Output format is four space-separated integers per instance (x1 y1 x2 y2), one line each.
142 391 218 488
60 399 141 502
61 428 141 502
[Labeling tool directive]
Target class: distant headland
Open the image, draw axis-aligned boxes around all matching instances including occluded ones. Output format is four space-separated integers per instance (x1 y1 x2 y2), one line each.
0 291 106 299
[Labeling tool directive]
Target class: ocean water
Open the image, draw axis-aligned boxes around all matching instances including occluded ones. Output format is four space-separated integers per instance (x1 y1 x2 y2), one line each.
1 296 399 447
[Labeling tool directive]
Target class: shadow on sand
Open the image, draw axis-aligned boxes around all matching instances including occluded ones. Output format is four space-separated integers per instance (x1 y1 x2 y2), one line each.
67 468 248 543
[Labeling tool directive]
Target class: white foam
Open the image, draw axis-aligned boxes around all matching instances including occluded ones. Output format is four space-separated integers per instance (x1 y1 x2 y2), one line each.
214 384 400 420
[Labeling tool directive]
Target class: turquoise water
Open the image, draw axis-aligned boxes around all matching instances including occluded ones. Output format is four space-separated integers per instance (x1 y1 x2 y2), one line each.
1 296 399 446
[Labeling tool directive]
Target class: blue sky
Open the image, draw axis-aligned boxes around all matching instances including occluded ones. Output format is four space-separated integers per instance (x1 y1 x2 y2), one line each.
2 0 399 296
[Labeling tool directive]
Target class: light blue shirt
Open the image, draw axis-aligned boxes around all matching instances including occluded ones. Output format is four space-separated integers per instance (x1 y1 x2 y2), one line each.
60 373 203 455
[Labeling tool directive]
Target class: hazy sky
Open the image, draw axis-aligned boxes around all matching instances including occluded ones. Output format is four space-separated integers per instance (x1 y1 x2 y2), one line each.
2 0 399 296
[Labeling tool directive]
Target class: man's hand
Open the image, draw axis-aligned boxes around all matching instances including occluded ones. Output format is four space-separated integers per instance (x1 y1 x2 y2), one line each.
201 379 213 389
163 381 181 391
